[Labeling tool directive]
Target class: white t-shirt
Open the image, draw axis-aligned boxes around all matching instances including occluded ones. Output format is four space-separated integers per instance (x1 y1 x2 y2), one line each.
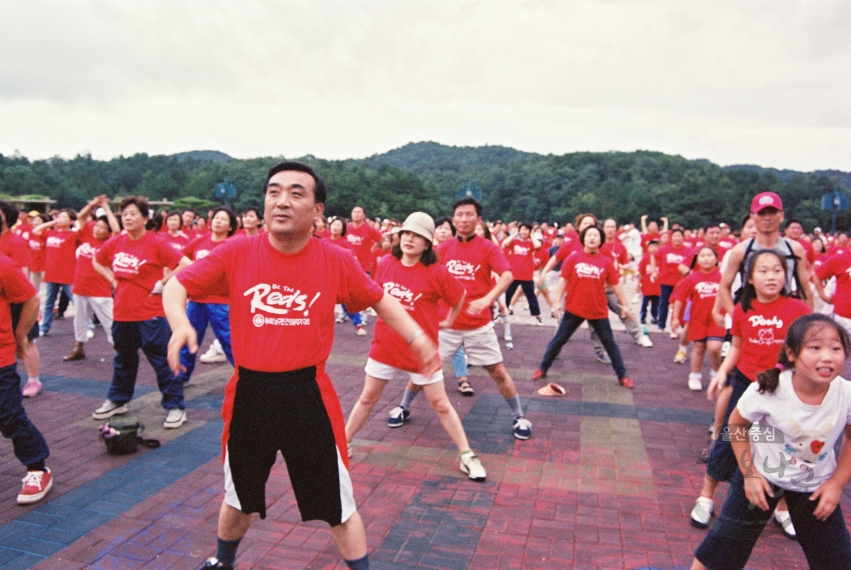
736 370 851 492
624 228 642 260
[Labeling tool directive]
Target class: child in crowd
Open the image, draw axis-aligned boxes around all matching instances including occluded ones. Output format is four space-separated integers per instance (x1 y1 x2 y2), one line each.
692 313 851 569
672 247 724 391
691 250 810 535
638 239 660 325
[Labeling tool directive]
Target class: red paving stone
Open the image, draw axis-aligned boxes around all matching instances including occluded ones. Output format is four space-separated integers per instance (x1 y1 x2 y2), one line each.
3 311 851 569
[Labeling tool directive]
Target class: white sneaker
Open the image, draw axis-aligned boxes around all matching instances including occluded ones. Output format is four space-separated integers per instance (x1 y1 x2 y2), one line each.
637 335 653 348
92 399 128 420
774 509 797 539
459 453 487 481
199 347 227 364
163 408 187 429
688 375 703 391
690 497 714 528
86 328 95 340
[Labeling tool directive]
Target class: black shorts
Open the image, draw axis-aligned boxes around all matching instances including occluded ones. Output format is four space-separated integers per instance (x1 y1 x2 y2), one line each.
10 303 38 342
223 366 354 525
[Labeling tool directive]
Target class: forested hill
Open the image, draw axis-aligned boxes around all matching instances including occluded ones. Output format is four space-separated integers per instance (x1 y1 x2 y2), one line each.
358 142 851 231
0 142 849 231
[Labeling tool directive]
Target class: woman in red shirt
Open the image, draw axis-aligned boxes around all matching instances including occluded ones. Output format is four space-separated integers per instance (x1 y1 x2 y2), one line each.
91 196 191 429
32 209 78 336
531 225 635 389
344 213 486 480
64 196 120 361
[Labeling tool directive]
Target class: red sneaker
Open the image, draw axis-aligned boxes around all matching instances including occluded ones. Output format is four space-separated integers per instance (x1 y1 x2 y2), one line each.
619 377 635 389
531 368 546 380
17 468 53 505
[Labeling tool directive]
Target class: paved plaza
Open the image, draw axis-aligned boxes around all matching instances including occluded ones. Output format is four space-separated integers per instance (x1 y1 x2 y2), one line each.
2 305 849 569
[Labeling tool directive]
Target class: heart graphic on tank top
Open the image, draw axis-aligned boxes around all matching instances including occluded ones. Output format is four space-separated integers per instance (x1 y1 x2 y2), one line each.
810 440 825 454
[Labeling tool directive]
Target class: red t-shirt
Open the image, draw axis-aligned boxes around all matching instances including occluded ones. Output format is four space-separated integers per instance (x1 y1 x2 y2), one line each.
73 222 112 297
816 252 851 318
601 240 629 267
0 254 37 367
177 235 383 373
731 297 811 381
655 244 691 286
641 231 662 251
96 232 183 321
681 268 721 326
183 234 230 304
160 231 191 252
534 239 552 270
554 238 583 263
638 254 660 296
42 229 78 284
14 222 32 241
503 238 537 281
324 235 354 253
346 222 383 273
561 250 618 320
437 236 511 330
313 229 331 240
26 232 45 273
369 255 464 372
0 231 30 271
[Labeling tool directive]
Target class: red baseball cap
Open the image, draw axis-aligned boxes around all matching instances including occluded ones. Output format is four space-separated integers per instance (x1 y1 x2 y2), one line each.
751 192 783 213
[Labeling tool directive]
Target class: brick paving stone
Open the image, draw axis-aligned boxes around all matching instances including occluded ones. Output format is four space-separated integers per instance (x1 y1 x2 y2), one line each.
2 314 850 568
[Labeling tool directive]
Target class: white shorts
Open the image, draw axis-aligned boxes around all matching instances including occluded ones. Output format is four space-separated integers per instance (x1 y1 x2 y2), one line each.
364 358 444 386
438 322 503 367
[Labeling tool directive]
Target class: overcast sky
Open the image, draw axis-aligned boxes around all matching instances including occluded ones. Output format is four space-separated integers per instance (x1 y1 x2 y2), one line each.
1 0 848 171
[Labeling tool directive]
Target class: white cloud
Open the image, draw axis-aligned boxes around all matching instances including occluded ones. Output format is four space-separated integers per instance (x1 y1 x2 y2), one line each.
0 0 848 170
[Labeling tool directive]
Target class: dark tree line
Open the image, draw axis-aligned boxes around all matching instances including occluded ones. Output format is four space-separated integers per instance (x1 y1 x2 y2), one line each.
1 143 848 231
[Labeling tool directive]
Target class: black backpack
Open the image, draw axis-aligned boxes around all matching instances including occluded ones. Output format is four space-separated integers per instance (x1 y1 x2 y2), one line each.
99 416 161 455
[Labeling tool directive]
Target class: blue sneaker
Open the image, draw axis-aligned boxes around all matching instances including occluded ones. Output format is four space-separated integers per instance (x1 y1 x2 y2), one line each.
387 406 410 428
513 417 532 440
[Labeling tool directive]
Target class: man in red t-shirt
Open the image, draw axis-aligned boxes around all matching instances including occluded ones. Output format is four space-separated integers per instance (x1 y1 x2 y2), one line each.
346 206 382 275
391 197 533 441
501 222 542 322
601 218 653 347
0 252 53 505
92 196 191 430
164 162 438 570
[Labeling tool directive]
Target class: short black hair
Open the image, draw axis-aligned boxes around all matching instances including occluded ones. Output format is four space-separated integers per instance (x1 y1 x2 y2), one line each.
329 217 347 236
670 228 684 237
519 222 533 231
452 196 482 217
704 221 721 231
166 210 182 221
241 207 263 220
786 218 804 230
265 161 327 205
0 201 18 230
211 207 238 237
579 224 603 246
120 196 149 218
434 216 456 236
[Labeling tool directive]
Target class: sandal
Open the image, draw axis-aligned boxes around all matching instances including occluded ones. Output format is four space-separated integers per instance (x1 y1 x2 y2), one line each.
457 379 474 397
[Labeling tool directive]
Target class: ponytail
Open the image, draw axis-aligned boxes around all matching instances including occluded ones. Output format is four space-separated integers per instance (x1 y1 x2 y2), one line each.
756 351 792 395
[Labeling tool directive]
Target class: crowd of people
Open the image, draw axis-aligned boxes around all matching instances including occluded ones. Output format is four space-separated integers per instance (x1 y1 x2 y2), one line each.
2 163 851 568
